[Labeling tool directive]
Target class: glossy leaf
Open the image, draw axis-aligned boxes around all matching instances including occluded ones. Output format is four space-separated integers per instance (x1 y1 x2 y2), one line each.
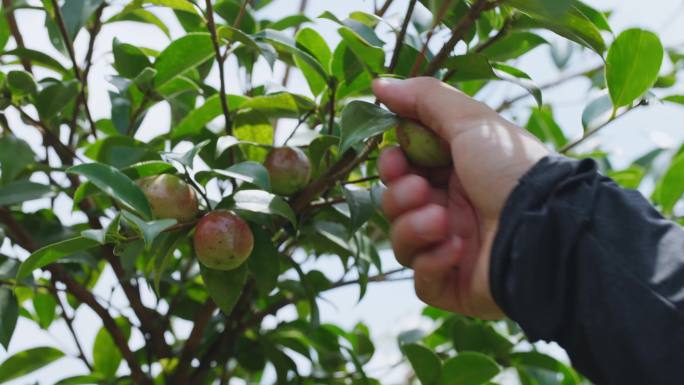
606 29 663 108
32 290 57 329
442 352 500 385
654 153 684 214
248 225 280 295
0 134 35 185
93 317 131 378
16 237 100 280
0 48 68 73
35 80 80 119
154 33 214 88
200 263 248 315
340 101 398 154
68 162 152 219
219 161 271 190
0 181 54 206
0 347 64 383
121 211 177 249
0 287 18 350
402 343 442 385
230 190 296 226
62 0 105 40
113 38 151 78
480 32 547 61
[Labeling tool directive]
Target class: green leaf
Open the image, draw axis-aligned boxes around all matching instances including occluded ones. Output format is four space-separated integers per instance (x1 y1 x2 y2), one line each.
113 38 151 78
340 101 399 154
219 161 271 190
607 166 645 189
480 32 547 61
154 33 214 88
663 95 684 105
163 139 210 168
256 29 328 80
338 27 384 74
510 351 581 384
32 289 57 329
0 347 64 383
217 25 259 50
574 1 612 32
248 225 280 295
16 237 100 280
68 162 152 219
0 5 9 51
230 190 297 226
0 135 35 185
62 0 105 40
606 28 663 108
240 92 315 119
402 343 442 385
295 27 331 95
654 153 684 214
35 80 80 119
269 14 312 30
342 187 374 235
510 1 605 54
55 374 107 385
0 48 68 73
200 262 248 315
525 106 568 148
172 94 248 138
124 0 199 15
0 181 54 206
105 8 171 37
579 94 612 133
442 352 500 385
0 287 18 350
93 317 131 378
122 160 176 180
492 63 542 107
121 211 177 249
7 70 38 96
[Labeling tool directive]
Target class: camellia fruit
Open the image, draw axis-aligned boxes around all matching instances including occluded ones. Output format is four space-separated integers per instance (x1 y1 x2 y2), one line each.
194 210 254 271
396 118 452 168
138 174 199 222
263 147 312 196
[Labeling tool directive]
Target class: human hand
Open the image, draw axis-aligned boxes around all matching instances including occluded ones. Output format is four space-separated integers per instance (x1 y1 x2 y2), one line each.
374 77 549 319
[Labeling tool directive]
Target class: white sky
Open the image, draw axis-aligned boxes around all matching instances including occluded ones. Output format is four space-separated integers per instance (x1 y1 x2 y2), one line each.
2 0 684 384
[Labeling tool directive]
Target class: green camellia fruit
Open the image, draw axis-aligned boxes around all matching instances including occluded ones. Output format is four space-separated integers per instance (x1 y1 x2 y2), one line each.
396 118 452 168
138 174 199 222
193 210 254 271
264 147 312 196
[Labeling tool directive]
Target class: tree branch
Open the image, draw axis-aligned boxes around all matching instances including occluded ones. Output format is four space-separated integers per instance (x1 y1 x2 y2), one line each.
388 0 418 73
50 281 93 371
2 0 31 71
376 0 395 17
49 0 98 138
172 300 217 384
409 0 453 77
423 0 494 76
205 0 233 140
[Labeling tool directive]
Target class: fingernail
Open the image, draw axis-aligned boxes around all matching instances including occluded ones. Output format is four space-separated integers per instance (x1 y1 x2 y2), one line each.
373 77 403 88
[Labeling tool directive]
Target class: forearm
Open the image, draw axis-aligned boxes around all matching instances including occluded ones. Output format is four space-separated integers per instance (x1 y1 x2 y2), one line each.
490 155 684 385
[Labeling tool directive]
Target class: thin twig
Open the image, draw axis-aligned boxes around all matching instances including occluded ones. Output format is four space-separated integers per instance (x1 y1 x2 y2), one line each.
205 0 233 136
342 175 380 185
376 0 395 17
495 64 603 112
49 0 98 138
2 0 31 71
409 0 453 77
388 0 418 73
50 282 93 371
423 0 494 76
283 109 315 145
559 102 643 154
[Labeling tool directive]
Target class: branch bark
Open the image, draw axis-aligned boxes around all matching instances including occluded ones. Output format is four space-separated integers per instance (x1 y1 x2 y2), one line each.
423 0 493 76
205 0 233 135
2 0 31 71
388 0 418 73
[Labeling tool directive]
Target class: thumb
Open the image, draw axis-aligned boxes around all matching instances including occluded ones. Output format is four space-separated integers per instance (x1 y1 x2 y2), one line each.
372 77 496 142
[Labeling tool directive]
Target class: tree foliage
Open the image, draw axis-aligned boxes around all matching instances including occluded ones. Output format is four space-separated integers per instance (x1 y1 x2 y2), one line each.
0 0 681 384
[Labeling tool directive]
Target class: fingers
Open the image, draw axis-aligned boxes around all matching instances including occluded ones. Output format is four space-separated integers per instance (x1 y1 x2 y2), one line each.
379 147 452 187
391 204 449 267
372 77 496 143
413 237 463 307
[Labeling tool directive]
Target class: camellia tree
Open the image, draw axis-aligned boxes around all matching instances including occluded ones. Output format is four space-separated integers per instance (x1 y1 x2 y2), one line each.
0 0 683 384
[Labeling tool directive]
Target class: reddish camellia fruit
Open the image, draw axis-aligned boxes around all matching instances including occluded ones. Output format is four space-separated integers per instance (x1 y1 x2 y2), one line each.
193 210 254 271
263 147 312 196
138 174 199 221
396 118 452 168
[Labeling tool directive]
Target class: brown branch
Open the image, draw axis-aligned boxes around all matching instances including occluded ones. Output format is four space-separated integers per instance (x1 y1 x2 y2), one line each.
388 0 418 73
376 0 395 17
473 17 512 54
50 281 93 371
2 0 31 71
172 300 217 384
281 0 309 86
495 64 604 112
0 207 150 385
205 0 233 136
409 0 453 77
49 0 98 138
423 0 493 76
559 101 643 154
